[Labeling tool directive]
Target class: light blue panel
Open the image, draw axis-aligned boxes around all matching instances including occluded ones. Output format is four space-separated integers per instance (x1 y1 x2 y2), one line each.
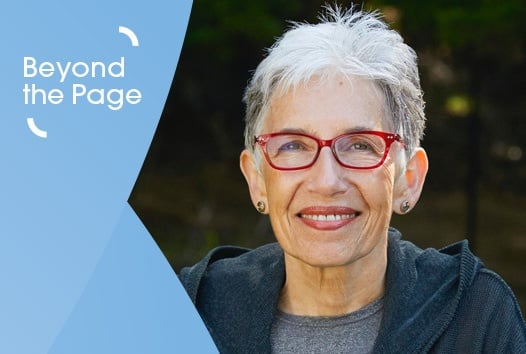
0 0 217 353
49 205 216 354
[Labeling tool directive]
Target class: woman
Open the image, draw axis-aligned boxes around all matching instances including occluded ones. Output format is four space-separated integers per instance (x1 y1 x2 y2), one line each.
180 5 526 353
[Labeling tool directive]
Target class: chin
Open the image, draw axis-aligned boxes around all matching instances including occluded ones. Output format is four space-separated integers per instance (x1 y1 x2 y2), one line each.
288 245 358 269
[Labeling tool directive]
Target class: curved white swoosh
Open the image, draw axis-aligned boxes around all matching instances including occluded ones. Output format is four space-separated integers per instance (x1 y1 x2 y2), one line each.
119 26 139 47
27 117 48 138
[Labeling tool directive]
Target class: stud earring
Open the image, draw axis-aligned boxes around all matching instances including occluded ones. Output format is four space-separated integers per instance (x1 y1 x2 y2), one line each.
400 200 410 213
256 201 266 213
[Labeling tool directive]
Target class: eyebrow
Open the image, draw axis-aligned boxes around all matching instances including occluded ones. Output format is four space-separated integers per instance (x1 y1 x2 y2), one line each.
275 126 377 136
343 126 378 134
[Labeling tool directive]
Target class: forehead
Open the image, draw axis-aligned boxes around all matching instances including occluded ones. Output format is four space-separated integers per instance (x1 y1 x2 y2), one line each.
263 75 389 136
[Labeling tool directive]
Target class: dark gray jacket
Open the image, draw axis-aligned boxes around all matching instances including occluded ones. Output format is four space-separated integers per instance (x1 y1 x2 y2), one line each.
179 228 526 353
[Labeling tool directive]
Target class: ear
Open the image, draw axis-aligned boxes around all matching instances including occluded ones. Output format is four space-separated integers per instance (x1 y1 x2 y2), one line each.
393 147 428 215
240 149 268 213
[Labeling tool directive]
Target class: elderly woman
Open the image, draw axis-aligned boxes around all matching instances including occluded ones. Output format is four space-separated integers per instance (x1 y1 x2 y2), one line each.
180 5 526 353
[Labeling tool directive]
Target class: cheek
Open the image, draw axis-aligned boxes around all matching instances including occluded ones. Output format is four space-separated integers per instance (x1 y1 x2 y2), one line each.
263 171 300 246
262 168 298 212
361 166 396 212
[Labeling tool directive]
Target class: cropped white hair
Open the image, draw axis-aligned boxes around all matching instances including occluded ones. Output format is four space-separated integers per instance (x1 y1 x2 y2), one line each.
243 4 426 157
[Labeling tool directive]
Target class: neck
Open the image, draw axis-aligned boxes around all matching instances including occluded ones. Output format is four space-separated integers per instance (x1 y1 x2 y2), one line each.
278 246 387 316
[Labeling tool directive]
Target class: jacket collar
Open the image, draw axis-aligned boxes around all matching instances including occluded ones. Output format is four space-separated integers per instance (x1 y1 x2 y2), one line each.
374 229 480 353
181 228 480 353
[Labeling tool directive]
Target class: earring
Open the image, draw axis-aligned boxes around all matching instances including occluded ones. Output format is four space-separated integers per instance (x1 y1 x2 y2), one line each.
256 201 266 213
400 200 410 213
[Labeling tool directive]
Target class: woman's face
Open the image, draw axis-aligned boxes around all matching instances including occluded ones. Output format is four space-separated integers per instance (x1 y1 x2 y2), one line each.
244 76 406 268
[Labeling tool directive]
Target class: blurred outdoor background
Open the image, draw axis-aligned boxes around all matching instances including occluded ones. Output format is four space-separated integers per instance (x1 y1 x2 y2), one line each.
130 0 526 312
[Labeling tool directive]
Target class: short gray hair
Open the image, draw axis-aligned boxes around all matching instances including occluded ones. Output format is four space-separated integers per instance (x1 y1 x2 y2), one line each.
243 4 425 157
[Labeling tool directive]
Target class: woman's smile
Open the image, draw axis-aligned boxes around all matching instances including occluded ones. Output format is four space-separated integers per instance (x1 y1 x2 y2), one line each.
297 206 360 231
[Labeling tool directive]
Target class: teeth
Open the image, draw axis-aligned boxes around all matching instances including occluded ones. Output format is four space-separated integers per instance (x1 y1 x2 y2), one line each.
301 213 354 221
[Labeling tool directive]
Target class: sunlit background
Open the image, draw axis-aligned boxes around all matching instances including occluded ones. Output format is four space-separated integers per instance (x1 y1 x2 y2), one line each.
130 0 526 311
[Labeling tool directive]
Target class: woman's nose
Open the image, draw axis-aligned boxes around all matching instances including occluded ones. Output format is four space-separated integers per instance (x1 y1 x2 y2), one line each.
306 147 348 196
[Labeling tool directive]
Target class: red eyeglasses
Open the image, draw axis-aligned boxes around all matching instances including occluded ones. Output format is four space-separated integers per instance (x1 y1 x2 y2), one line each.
254 131 405 171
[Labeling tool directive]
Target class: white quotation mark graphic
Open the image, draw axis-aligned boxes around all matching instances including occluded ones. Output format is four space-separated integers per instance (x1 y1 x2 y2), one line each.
27 26 140 139
119 26 139 47
27 118 48 139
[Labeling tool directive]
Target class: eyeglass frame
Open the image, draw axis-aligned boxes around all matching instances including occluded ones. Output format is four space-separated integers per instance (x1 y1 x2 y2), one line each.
254 130 406 171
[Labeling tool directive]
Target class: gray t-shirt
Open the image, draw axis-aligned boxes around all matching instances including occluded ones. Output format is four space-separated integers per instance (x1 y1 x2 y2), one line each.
270 297 383 354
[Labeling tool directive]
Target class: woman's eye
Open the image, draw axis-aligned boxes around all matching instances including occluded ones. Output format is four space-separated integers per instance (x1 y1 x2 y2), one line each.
351 142 370 150
278 141 305 151
339 141 371 152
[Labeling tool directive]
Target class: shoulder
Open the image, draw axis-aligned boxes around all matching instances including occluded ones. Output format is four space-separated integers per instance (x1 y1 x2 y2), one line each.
178 243 286 353
435 267 526 352
389 229 519 310
381 229 526 351
179 243 284 302
460 267 526 328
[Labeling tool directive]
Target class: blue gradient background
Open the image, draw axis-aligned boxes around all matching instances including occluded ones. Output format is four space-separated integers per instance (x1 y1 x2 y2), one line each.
0 1 216 353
